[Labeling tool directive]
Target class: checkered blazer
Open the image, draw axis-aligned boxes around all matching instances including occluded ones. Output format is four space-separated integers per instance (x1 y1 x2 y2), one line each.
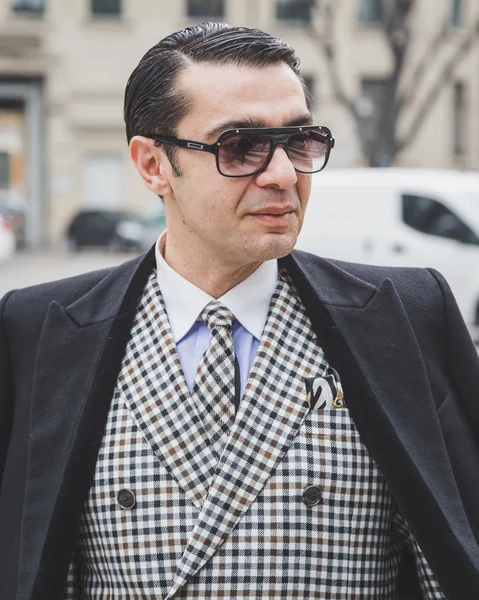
64 269 444 599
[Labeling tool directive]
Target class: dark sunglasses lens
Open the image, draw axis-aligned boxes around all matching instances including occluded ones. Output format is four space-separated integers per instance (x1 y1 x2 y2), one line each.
219 132 272 176
287 130 329 173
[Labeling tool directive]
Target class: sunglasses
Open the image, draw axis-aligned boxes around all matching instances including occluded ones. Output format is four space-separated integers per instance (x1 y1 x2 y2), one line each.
147 126 335 178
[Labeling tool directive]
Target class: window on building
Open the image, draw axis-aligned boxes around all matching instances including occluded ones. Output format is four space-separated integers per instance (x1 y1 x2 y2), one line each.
83 154 124 209
360 78 388 140
0 153 10 189
276 0 315 24
91 0 121 17
453 81 466 157
187 0 224 18
402 194 479 245
451 0 463 27
11 0 45 14
358 0 382 24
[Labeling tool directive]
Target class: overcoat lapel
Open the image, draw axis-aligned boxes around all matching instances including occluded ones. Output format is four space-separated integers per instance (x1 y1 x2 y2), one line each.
282 251 479 593
166 273 329 598
19 249 156 600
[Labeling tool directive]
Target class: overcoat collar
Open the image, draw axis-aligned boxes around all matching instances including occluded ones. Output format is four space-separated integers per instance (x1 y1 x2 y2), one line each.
19 247 479 600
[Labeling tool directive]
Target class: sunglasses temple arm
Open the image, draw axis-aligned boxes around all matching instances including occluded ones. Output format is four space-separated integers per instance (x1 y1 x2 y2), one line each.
151 136 216 155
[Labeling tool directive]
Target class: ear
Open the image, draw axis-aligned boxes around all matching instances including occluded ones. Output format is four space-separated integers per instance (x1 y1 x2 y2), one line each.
129 136 173 197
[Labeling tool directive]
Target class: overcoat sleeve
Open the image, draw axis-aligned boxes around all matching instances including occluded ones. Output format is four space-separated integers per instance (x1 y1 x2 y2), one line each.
428 269 479 444
428 268 479 546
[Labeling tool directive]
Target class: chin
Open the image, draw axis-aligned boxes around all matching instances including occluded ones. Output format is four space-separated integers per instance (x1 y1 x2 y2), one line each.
253 234 297 261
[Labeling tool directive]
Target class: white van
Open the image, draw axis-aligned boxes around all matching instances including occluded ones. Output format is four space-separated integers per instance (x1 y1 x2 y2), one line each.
296 168 479 342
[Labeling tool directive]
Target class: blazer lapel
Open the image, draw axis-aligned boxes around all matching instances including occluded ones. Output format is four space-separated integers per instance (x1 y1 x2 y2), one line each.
19 248 156 600
118 271 219 508
166 272 329 598
283 250 479 584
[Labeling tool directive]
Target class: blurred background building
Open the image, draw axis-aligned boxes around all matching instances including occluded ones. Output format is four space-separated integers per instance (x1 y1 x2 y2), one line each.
0 0 478 248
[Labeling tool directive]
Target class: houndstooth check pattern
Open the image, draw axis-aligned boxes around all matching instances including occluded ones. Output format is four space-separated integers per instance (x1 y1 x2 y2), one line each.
64 268 445 600
192 301 236 462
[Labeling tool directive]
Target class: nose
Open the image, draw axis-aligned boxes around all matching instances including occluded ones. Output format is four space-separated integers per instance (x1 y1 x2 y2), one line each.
255 145 297 189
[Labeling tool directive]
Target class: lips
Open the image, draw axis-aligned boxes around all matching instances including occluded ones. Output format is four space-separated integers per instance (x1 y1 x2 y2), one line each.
248 209 296 227
250 206 295 216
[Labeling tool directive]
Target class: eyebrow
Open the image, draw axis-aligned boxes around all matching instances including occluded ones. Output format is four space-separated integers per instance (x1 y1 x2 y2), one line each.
203 114 314 141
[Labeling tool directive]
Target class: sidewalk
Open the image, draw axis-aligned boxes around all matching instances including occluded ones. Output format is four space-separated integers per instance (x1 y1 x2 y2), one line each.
0 249 133 297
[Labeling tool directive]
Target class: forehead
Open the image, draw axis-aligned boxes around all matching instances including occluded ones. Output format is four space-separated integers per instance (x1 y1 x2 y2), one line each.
175 62 310 137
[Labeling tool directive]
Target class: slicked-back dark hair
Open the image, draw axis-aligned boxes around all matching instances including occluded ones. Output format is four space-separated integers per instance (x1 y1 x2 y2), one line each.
124 22 310 173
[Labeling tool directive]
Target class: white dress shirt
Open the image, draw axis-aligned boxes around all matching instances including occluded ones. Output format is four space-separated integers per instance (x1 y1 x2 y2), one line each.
155 234 278 396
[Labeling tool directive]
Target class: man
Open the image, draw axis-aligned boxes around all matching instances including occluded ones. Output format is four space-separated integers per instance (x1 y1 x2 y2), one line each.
1 22 478 600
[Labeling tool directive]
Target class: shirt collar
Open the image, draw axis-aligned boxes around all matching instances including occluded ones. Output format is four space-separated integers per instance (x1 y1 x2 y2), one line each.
155 232 278 343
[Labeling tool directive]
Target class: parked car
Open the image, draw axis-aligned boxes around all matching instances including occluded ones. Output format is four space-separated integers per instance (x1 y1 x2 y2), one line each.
66 210 146 252
137 206 167 251
296 168 479 342
0 214 16 262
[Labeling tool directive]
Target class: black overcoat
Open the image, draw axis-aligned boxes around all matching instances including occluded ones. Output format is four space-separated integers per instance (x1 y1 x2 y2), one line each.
1 248 478 599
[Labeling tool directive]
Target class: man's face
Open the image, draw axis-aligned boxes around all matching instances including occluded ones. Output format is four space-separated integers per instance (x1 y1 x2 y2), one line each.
162 62 313 267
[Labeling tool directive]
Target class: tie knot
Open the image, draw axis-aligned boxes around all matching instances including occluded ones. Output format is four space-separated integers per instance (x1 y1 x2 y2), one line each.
200 300 234 330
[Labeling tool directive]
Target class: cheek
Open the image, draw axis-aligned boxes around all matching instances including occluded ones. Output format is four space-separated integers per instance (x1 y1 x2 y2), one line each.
173 151 251 224
180 178 249 233
201 179 250 220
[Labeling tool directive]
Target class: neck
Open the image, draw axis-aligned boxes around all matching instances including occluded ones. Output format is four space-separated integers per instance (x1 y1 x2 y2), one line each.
162 234 262 298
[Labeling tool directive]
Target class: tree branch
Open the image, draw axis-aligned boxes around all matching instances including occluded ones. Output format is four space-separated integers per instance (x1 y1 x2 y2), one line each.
396 21 479 154
396 11 452 118
373 0 415 156
305 1 358 118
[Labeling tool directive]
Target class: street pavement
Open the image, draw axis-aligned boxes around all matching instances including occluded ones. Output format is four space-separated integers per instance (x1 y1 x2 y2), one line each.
0 249 134 297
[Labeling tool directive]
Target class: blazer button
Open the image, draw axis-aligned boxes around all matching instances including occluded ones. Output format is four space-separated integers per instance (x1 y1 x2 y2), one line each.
117 489 136 509
302 485 322 507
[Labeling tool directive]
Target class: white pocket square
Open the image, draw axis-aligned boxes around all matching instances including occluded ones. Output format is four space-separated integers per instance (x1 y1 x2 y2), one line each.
305 367 344 410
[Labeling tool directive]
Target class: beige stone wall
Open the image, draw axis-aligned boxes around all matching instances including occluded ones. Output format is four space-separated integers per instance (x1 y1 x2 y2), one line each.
0 109 25 193
0 0 478 244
